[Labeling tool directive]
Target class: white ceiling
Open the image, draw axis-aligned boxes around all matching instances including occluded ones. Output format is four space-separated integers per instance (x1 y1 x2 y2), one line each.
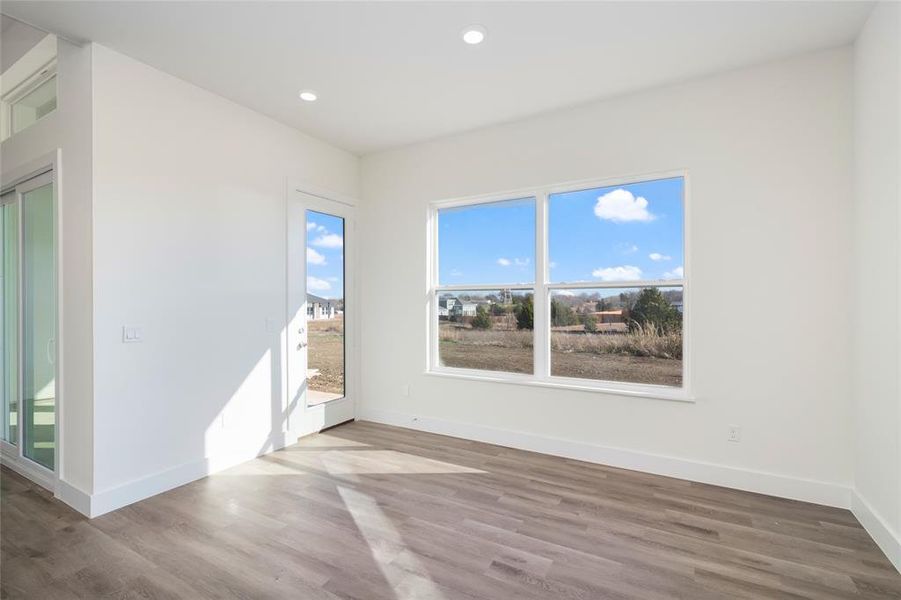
2 1 873 155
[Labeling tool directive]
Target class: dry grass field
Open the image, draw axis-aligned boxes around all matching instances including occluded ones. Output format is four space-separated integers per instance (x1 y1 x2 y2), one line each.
307 316 345 394
439 322 682 386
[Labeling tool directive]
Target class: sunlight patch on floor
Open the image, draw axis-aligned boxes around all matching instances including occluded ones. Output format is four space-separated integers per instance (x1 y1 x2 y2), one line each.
338 485 446 600
322 449 485 476
295 433 371 448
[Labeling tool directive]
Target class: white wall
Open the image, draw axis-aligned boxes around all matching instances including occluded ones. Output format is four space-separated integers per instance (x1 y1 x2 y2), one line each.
852 1 901 570
360 48 855 506
90 45 358 512
0 16 47 72
1 39 94 501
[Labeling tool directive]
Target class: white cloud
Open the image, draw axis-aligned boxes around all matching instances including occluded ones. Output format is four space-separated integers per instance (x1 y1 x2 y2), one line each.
592 265 643 281
450 268 463 277
327 276 339 282
306 247 327 265
312 233 343 248
556 290 576 297
594 189 655 223
617 243 639 254
663 266 684 279
549 261 558 269
649 252 671 261
306 222 316 231
499 257 529 268
306 221 326 233
307 276 331 291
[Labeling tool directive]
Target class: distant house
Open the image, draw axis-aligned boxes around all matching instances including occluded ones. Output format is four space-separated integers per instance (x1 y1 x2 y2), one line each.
594 309 625 324
589 309 629 333
438 296 458 318
439 296 479 319
307 293 336 320
451 301 478 318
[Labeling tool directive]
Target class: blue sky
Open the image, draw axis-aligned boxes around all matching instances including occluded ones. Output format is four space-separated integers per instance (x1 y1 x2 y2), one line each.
439 177 683 285
306 210 344 299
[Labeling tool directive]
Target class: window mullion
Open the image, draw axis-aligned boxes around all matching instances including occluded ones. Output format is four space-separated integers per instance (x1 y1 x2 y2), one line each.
534 190 550 379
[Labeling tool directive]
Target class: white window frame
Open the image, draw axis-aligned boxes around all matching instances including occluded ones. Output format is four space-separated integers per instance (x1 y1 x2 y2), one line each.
427 169 691 402
1 50 58 142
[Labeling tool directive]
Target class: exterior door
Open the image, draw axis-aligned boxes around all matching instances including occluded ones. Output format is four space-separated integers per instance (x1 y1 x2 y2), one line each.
288 190 355 434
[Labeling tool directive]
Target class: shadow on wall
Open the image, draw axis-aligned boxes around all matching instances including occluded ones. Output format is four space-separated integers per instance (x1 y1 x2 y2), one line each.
92 182 352 510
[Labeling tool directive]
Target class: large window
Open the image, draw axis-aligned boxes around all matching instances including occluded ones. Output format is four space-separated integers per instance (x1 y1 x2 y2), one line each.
430 174 687 398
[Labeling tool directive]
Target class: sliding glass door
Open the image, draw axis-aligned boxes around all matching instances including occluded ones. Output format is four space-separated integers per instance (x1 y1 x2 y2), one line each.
0 171 56 475
1 195 18 446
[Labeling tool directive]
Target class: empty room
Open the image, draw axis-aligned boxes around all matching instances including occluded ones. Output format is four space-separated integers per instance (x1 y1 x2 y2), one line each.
0 1 899 598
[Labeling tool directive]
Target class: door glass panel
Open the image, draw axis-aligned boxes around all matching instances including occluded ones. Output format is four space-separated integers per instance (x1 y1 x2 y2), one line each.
305 209 344 406
1 197 18 444
22 182 54 469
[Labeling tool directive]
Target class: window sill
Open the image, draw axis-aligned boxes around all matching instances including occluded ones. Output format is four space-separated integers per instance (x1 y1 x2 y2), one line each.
424 368 694 403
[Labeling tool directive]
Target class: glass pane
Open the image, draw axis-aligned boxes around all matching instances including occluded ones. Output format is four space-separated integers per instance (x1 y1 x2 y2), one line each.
550 287 683 387
438 198 535 285
438 289 534 374
1 199 18 444
12 75 57 135
549 177 684 284
23 182 55 469
306 210 344 406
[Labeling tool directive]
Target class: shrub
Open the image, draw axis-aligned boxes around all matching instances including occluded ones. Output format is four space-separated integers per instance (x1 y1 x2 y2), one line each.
629 288 682 334
551 299 578 327
472 305 492 329
516 295 534 330
582 314 597 333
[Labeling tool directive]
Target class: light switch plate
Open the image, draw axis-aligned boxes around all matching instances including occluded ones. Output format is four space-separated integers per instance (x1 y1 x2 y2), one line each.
122 326 144 343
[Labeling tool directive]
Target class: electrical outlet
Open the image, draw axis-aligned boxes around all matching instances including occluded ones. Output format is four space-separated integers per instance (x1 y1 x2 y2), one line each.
728 426 741 442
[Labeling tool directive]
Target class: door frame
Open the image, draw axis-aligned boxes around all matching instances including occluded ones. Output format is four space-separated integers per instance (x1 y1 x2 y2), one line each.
287 184 358 437
0 150 60 493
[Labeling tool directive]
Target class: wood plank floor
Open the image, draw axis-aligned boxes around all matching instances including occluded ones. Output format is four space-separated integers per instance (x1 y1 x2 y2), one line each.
2 421 900 599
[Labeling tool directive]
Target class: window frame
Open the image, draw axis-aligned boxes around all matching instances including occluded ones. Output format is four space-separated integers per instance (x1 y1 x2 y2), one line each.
427 170 692 402
1 59 58 141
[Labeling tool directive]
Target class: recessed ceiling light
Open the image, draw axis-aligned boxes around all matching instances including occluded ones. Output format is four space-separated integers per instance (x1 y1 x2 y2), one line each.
462 25 486 45
299 90 318 102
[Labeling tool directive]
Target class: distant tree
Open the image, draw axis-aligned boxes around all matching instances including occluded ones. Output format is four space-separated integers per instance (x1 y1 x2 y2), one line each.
596 298 611 311
630 288 682 333
551 299 578 327
516 295 534 330
472 304 492 330
582 313 597 333
491 303 507 316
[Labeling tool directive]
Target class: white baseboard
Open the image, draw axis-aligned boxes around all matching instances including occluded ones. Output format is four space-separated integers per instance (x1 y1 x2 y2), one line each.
852 490 901 573
358 408 852 509
87 428 299 518
56 478 92 516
